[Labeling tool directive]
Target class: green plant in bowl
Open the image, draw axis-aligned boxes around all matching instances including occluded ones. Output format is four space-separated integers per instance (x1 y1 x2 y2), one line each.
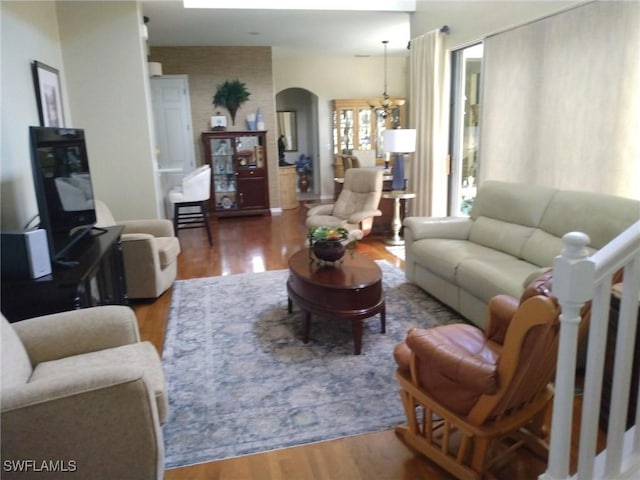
307 226 360 263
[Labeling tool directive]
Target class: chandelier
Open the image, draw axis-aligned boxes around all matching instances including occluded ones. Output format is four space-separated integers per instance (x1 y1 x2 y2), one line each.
369 40 405 119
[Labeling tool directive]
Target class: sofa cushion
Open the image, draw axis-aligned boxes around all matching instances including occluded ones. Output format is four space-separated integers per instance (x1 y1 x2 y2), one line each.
411 239 512 283
539 190 640 249
456 257 541 303
1 317 33 389
30 341 167 423
468 216 536 258
469 181 557 227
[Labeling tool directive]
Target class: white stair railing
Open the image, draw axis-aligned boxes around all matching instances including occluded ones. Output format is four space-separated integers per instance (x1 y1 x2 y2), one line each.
540 220 640 480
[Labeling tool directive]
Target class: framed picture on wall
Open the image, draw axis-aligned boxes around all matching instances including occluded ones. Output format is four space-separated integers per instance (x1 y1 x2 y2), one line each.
32 61 65 127
211 115 227 131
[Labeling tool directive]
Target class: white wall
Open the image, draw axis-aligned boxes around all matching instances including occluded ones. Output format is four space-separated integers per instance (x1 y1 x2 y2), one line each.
56 1 159 220
0 1 70 230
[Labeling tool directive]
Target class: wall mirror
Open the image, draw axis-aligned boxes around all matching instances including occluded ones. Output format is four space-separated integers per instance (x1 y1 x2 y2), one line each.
277 110 297 152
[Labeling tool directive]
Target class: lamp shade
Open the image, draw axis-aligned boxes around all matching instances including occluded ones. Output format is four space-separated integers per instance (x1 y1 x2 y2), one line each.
383 128 416 153
148 62 163 77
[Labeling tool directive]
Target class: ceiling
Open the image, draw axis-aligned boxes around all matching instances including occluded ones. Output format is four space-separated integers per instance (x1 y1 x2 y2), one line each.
141 1 414 57
141 1 582 59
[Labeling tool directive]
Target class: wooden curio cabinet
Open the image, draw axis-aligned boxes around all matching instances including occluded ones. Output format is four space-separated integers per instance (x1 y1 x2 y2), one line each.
202 130 270 217
331 98 406 159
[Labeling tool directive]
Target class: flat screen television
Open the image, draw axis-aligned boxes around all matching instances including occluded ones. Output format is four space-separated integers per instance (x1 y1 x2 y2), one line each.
29 126 97 265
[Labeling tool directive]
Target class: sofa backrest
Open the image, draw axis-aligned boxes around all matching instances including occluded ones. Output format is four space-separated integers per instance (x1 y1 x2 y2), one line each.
468 181 557 259
470 181 557 227
539 190 640 249
520 190 639 266
1 315 33 389
468 180 640 268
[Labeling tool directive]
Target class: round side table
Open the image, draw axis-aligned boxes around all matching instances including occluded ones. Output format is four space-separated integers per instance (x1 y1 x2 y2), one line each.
381 191 416 245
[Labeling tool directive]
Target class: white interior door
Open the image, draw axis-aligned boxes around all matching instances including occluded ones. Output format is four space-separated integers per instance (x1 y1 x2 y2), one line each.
150 75 195 217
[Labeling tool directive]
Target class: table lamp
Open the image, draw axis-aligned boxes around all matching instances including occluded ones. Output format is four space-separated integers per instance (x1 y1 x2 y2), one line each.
383 128 416 191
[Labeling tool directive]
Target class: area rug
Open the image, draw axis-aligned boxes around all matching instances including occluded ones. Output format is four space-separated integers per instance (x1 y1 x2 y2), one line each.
162 260 461 468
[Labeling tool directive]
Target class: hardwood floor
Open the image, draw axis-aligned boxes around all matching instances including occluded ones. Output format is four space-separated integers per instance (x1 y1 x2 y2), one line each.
133 204 549 480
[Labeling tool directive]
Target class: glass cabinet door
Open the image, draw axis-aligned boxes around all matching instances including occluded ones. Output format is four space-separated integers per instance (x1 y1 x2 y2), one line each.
338 109 354 154
210 137 236 210
202 130 270 217
332 99 406 158
235 135 263 169
357 108 372 150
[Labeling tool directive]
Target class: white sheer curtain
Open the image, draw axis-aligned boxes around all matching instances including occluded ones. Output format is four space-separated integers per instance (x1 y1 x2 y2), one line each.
408 30 450 217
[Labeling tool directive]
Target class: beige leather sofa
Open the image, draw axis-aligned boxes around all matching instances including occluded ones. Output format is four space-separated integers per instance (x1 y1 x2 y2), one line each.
96 200 181 299
1 306 166 480
404 180 640 327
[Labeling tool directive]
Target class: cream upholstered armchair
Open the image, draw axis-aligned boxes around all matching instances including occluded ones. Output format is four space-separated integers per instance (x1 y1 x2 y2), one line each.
306 168 383 236
1 306 166 480
95 199 180 299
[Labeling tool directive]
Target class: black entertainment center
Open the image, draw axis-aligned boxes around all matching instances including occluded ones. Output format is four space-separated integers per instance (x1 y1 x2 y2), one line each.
0 126 129 321
1 226 128 322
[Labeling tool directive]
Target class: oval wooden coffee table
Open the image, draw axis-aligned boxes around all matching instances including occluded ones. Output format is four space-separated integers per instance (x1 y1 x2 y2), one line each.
287 248 385 355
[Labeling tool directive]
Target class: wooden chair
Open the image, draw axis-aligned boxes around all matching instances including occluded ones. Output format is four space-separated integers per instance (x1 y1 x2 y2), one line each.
393 274 561 479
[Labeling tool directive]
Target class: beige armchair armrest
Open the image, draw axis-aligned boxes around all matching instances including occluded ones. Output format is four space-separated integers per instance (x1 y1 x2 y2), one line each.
307 203 334 216
121 232 156 243
403 217 473 241
13 306 140 366
120 234 161 271
118 218 175 238
348 209 382 224
2 366 163 480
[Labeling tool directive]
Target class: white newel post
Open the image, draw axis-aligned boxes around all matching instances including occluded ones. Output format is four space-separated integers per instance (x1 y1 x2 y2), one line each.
540 232 594 480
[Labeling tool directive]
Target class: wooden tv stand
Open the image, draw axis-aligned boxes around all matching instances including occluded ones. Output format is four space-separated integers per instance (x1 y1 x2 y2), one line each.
1 226 129 322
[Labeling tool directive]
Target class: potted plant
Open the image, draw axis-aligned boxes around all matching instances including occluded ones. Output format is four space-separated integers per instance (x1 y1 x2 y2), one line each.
307 226 360 264
212 79 251 126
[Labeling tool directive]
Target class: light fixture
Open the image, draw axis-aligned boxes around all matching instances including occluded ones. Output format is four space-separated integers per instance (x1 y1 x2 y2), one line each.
149 62 163 77
369 40 406 119
383 128 416 191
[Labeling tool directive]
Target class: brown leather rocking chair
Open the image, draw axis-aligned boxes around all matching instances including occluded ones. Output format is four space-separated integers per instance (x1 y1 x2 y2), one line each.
393 274 561 480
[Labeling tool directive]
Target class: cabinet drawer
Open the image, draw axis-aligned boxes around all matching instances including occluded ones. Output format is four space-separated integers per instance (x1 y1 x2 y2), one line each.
237 168 265 178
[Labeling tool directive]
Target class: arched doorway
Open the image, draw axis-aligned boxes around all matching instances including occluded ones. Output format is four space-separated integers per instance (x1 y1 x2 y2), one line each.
275 87 319 196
